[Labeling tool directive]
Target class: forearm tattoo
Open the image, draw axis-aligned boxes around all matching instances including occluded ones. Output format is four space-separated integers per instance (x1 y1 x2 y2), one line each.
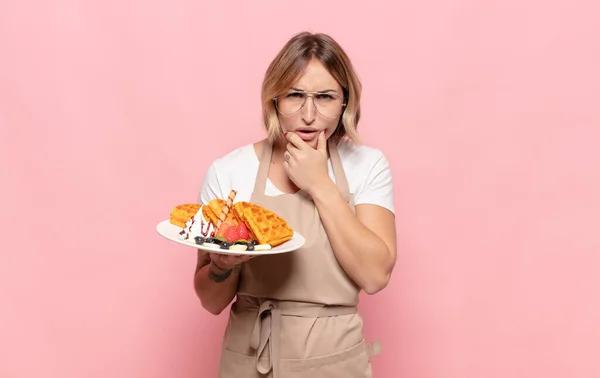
208 261 241 283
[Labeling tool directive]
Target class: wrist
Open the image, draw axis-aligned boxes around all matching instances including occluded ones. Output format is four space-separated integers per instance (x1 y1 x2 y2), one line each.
207 260 241 283
308 178 338 203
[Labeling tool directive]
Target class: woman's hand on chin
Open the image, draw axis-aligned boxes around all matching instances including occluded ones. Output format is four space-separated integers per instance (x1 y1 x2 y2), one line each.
283 130 330 196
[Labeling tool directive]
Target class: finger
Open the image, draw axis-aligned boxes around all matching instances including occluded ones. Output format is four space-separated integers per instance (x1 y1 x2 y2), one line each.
286 142 299 157
316 130 327 153
236 255 255 262
284 131 308 150
213 254 231 265
222 255 237 263
211 253 253 267
216 254 238 264
283 151 293 166
283 143 300 158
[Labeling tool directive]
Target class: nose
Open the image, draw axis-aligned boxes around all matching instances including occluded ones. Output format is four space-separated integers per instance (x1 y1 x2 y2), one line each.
301 96 316 124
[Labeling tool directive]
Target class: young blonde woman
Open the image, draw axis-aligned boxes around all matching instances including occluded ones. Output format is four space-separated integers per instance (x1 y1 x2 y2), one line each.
194 31 397 378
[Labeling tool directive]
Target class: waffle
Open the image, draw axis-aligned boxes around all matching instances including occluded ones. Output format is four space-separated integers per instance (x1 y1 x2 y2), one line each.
202 199 240 227
232 201 293 247
170 204 201 228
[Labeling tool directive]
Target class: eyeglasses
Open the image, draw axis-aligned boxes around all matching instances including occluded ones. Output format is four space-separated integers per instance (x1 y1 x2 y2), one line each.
274 91 346 119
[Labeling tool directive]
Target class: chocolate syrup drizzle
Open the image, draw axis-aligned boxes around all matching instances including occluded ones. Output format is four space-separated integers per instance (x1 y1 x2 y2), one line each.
179 208 214 240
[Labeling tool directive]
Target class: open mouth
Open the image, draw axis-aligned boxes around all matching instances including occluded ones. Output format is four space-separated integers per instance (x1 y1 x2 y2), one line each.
295 129 319 141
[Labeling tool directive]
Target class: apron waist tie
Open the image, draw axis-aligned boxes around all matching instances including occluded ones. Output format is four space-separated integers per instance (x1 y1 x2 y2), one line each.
247 298 358 378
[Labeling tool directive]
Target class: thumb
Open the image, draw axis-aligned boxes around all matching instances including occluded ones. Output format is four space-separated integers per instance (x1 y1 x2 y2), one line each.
317 130 327 153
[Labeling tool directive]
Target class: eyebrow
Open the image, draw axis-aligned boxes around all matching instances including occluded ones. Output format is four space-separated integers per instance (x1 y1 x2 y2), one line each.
290 87 338 94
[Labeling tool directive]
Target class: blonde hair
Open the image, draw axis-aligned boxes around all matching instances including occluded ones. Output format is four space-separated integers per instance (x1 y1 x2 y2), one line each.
261 32 362 144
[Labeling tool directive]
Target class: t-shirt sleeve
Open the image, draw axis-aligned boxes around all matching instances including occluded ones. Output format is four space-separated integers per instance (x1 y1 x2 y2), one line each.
354 151 396 215
197 163 225 205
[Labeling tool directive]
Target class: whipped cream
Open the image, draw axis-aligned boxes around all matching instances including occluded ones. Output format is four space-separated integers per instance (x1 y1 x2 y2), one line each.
178 205 214 242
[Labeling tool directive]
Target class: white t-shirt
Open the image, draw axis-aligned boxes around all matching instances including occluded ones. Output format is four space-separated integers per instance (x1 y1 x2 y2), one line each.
198 138 395 215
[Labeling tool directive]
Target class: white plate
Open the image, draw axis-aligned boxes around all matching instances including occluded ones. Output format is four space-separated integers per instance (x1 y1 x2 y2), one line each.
156 220 305 255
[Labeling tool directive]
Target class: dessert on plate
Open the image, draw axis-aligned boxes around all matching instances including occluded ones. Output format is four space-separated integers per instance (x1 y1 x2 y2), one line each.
169 189 294 252
170 203 201 228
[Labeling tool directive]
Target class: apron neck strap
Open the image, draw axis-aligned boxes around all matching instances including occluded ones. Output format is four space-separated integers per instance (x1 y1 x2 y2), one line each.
328 140 350 195
253 139 350 195
254 141 273 194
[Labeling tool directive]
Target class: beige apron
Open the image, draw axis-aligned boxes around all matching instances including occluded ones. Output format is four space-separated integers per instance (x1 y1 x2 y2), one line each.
217 141 381 378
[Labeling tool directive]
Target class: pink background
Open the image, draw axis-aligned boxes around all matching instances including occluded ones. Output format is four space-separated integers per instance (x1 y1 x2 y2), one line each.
1 1 599 377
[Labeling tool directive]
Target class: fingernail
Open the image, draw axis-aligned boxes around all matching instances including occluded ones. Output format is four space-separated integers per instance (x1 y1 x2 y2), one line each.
324 130 327 135
284 132 288 136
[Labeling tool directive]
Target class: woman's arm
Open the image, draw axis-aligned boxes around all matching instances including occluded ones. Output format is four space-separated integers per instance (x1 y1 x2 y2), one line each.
311 181 397 294
193 251 239 315
193 163 243 314
193 251 250 315
283 131 397 294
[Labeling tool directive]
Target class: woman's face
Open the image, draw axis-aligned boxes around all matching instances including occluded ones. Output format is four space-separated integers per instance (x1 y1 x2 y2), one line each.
277 59 344 149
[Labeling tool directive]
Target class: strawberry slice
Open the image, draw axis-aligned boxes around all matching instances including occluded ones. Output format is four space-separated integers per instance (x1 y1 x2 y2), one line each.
235 223 249 241
215 221 235 239
217 221 250 243
222 226 239 243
